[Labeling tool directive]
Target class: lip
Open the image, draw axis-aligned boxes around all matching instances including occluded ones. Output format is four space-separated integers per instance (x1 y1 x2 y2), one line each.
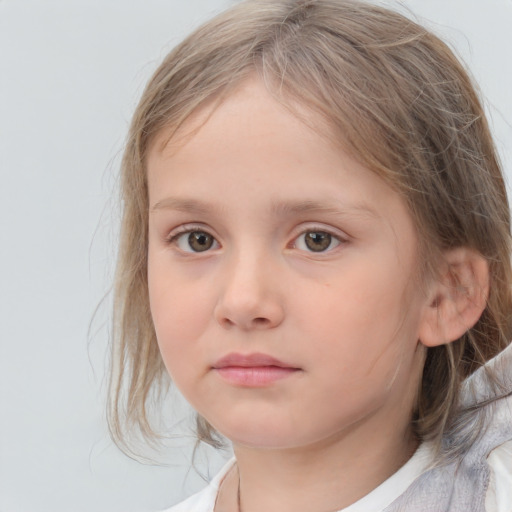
213 352 296 369
212 352 301 387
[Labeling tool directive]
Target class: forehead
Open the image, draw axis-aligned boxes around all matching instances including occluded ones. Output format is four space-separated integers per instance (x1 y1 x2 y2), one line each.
149 76 340 159
147 79 408 223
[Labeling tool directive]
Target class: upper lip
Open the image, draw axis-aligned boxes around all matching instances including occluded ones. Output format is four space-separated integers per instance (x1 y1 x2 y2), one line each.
213 352 298 369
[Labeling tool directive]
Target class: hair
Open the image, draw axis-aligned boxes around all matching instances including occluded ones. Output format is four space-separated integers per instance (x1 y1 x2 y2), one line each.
108 0 512 460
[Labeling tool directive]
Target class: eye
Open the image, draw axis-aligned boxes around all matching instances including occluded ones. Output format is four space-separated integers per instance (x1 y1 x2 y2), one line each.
295 230 341 253
172 230 218 253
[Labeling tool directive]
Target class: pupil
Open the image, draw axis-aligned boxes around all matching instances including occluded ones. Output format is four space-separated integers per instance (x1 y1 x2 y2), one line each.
188 232 213 252
305 232 331 252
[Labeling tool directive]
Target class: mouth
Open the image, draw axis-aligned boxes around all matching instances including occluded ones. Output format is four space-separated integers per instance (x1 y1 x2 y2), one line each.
212 352 301 387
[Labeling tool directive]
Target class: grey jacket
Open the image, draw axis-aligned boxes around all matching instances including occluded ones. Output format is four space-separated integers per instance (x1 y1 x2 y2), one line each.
386 345 512 512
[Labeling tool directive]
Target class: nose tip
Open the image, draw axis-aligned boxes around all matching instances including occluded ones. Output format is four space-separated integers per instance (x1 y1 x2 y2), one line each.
214 263 285 331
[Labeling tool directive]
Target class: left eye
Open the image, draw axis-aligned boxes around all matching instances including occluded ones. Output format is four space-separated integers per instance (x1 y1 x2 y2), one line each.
295 231 341 252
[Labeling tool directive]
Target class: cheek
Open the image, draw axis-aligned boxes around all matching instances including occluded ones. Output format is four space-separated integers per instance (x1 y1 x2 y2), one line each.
149 283 210 401
300 264 404 338
147 258 213 373
150 284 203 341
295 261 420 378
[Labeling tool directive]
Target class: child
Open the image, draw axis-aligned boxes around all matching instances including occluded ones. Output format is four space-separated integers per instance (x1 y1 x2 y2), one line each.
108 0 512 510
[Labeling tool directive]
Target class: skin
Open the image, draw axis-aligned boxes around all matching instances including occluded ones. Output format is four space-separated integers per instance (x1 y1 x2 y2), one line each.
146 79 438 512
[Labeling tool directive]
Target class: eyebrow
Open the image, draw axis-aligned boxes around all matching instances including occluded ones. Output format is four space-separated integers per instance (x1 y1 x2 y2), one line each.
150 197 379 219
151 197 217 215
269 199 379 219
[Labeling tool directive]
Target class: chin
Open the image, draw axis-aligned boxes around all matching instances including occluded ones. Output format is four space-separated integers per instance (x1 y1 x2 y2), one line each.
229 434 300 450
215 420 333 452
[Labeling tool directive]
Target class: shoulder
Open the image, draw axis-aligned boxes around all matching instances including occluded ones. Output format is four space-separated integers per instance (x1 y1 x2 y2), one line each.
469 349 512 511
159 458 236 512
467 355 512 512
485 395 512 512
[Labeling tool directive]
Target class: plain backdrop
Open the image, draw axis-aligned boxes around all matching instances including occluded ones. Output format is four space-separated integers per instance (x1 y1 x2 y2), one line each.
0 1 511 511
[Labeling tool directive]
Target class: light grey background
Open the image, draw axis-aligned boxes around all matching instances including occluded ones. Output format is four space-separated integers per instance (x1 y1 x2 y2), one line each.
0 1 511 511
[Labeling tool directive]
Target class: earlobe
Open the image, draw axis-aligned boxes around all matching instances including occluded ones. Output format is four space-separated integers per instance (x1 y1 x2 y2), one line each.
418 248 489 348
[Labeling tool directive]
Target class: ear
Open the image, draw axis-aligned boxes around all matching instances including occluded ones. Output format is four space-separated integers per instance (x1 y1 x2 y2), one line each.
419 248 489 348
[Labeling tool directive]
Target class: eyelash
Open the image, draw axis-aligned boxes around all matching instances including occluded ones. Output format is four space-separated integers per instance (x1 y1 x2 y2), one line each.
166 225 347 254
292 229 343 253
167 225 220 253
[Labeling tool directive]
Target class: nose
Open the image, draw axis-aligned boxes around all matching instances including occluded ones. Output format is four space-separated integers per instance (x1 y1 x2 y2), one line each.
214 252 285 331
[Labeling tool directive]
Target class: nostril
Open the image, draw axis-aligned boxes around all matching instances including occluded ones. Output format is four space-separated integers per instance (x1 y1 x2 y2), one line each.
253 317 270 326
219 317 235 328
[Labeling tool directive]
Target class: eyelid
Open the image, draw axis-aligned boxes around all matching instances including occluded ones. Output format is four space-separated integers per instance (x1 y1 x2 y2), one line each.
290 224 349 251
166 223 220 253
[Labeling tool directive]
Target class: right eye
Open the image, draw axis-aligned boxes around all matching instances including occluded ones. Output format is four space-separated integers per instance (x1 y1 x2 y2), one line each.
171 230 219 253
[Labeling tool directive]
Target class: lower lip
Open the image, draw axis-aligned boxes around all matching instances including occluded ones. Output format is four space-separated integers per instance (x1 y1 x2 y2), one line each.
214 366 300 387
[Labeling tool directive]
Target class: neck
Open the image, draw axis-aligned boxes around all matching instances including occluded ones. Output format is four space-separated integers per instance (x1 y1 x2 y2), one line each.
217 421 418 512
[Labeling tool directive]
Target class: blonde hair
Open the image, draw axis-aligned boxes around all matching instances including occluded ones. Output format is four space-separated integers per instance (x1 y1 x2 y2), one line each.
108 0 512 458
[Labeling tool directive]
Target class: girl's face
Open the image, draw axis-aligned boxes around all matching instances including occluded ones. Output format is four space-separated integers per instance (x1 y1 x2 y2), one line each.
147 79 433 451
